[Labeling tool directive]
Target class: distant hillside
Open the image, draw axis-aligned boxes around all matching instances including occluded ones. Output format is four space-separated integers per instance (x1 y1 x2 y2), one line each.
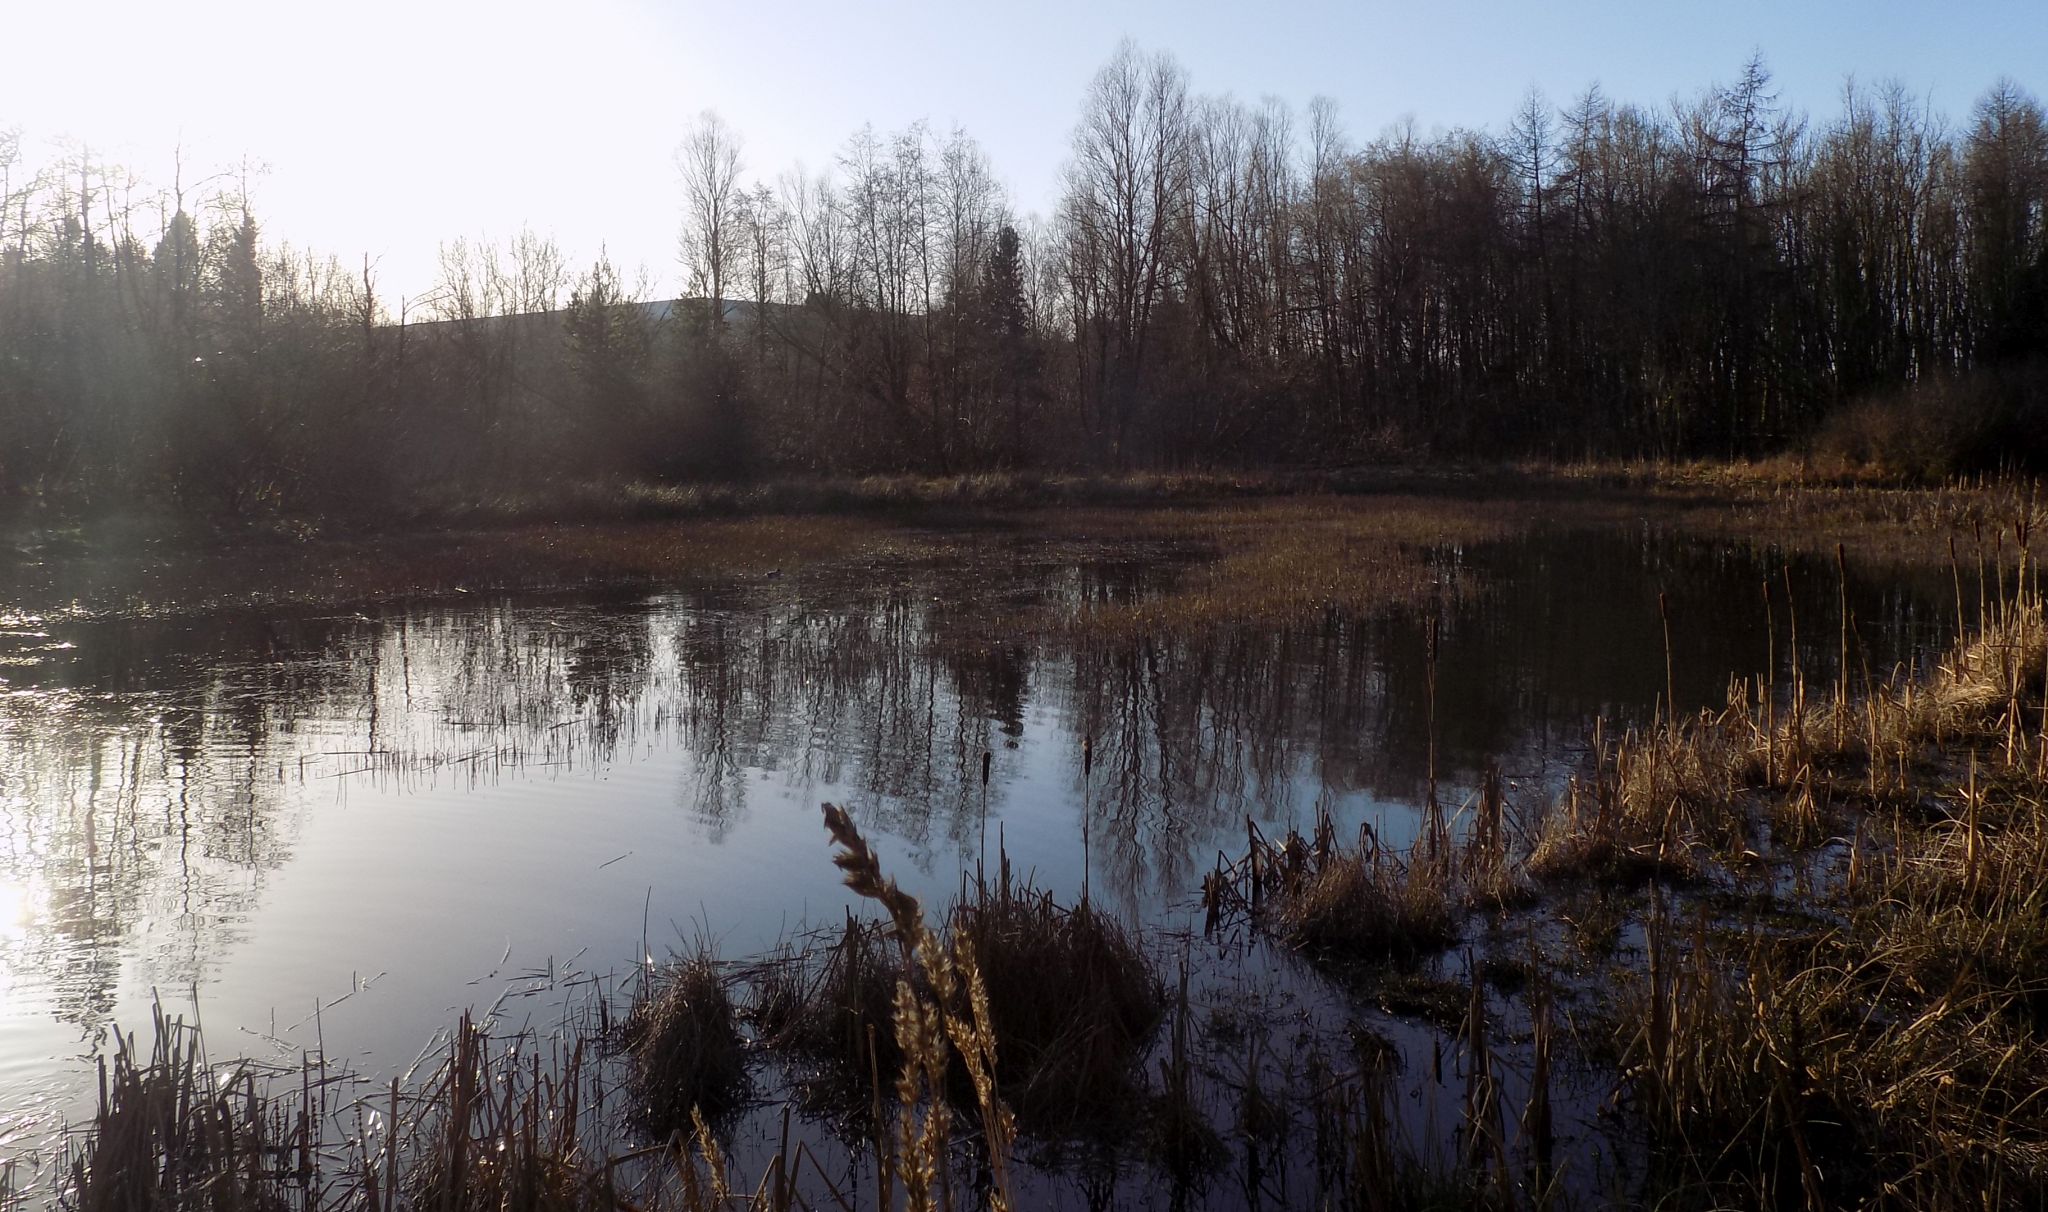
401 296 777 332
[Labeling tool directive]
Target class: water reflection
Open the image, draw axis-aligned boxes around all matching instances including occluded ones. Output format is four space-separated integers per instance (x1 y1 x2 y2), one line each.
0 523 1961 1151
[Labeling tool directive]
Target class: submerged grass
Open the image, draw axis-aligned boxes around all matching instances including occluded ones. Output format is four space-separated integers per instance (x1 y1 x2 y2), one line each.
1051 496 1525 632
750 915 905 1107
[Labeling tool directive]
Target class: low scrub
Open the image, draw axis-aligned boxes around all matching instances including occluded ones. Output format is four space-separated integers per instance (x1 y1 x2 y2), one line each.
1815 363 2048 481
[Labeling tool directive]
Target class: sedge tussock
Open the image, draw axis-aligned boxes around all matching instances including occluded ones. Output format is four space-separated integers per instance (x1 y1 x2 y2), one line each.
622 949 747 1133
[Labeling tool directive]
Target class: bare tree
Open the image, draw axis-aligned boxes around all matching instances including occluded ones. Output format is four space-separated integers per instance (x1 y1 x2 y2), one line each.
1964 78 2048 359
1061 40 1194 460
676 110 745 333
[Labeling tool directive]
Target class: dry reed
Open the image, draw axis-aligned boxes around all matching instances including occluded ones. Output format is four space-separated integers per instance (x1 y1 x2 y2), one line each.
622 950 748 1133
947 872 1164 1132
1581 532 2048 1208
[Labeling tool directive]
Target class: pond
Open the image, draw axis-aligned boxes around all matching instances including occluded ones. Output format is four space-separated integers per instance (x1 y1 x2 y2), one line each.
0 510 1964 1198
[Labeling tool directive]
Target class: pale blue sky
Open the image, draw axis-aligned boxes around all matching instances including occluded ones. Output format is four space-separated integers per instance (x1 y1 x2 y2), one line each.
2 0 2041 302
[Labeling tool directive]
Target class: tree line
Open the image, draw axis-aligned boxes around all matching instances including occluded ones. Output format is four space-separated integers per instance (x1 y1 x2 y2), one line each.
2 46 2045 518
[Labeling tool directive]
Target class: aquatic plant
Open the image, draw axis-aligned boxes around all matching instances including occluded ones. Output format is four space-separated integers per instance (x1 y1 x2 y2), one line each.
1207 811 1466 967
947 870 1164 1132
63 1002 315 1212
622 950 748 1132
403 1014 611 1212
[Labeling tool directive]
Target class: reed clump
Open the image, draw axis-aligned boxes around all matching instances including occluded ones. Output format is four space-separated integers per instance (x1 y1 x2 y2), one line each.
404 1015 616 1212
1212 815 1466 967
62 1003 311 1212
1526 703 1762 885
1211 761 1531 971
1615 915 1877 1206
756 827 1161 1142
1277 848 1460 963
622 951 748 1132
948 874 1164 1133
1461 763 1534 911
1881 587 2046 761
1531 566 2047 885
1618 903 2048 1208
1598 560 2048 1208
1856 796 2048 1030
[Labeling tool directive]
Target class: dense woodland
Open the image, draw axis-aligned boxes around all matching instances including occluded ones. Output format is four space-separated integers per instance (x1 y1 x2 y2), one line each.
2 46 2046 519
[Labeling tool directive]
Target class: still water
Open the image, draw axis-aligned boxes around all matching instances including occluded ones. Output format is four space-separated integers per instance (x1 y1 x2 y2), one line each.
0 519 1958 1169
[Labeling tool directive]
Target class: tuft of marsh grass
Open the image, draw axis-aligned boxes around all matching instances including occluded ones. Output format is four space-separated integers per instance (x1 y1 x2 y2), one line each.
403 1014 615 1212
1275 847 1462 963
622 950 748 1132
1211 811 1480 970
62 1002 314 1212
948 874 1164 1133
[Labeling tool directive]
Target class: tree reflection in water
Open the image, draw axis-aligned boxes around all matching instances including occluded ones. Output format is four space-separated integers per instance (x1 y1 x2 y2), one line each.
0 525 1961 1135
